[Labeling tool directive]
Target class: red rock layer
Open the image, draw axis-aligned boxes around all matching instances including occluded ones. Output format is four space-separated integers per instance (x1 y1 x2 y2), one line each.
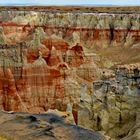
1 22 140 46
0 33 88 122
0 19 140 124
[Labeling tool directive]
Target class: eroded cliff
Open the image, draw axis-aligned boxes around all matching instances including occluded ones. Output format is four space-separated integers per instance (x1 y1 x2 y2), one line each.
78 64 140 140
0 10 140 139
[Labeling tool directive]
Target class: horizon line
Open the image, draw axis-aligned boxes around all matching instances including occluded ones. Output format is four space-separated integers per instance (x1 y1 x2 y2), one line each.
0 3 140 6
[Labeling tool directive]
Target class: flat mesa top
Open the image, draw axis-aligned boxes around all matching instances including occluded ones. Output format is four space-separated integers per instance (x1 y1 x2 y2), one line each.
0 6 140 13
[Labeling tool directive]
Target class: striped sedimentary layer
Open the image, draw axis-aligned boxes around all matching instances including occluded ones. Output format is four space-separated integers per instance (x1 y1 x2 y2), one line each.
0 11 140 125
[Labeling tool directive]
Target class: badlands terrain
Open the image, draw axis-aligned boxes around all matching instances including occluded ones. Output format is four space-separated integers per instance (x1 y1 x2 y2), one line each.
0 6 140 140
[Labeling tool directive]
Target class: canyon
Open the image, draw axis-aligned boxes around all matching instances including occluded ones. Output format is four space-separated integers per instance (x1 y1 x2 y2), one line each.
0 10 140 139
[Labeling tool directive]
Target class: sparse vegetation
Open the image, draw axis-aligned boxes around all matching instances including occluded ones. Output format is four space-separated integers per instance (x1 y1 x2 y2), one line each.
0 6 140 13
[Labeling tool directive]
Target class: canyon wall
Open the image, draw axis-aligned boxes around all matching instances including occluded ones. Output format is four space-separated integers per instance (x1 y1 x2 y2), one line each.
78 64 140 140
0 11 140 135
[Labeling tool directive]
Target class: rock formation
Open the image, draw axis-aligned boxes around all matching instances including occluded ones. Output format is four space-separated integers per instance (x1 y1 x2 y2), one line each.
0 111 104 140
0 10 140 139
78 64 140 140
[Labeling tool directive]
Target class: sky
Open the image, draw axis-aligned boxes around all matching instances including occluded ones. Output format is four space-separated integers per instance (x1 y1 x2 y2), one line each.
0 0 140 6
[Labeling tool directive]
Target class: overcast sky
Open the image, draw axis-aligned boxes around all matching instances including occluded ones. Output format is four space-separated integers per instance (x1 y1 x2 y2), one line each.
0 0 139 6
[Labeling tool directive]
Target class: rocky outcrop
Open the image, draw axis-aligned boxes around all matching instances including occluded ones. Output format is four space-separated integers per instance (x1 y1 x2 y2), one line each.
0 20 97 126
78 64 140 139
0 111 104 140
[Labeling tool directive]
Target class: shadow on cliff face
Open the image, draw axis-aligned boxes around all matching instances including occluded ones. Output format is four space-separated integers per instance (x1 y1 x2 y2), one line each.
0 111 104 140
